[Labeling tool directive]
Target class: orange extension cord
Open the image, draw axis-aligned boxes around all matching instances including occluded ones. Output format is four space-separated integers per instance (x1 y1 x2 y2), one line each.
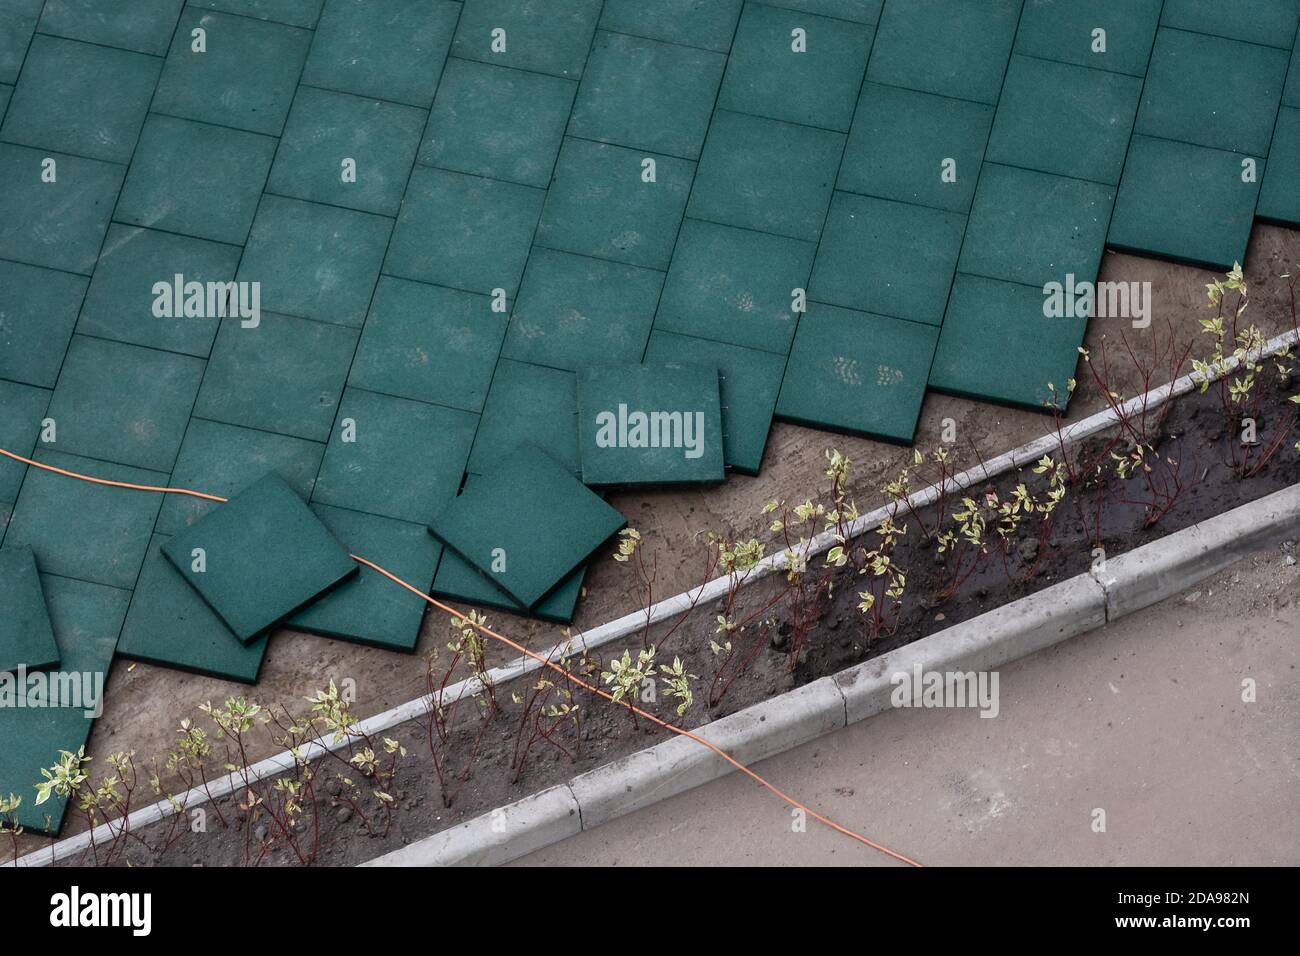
0 446 921 867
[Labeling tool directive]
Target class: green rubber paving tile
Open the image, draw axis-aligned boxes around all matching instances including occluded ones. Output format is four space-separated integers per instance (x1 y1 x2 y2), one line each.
453 0 602 80
46 336 203 472
39 1 182 54
419 58 575 189
1109 135 1261 270
117 534 267 683
537 137 694 270
0 0 41 84
959 164 1114 289
191 0 322 29
468 359 579 477
0 502 10 547
0 82 10 119
77 224 241 357
930 274 1084 409
117 114 277 246
0 144 123 275
1287 45 1300 107
238 194 392 327
163 473 356 643
6 450 165 588
576 364 726 487
156 418 323 535
428 443 625 610
268 86 425 217
385 166 544 295
599 0 742 52
1137 28 1289 157
0 379 49 504
1162 0 1300 49
571 30 726 160
1259 108 1300 225
313 387 477 524
196 312 358 441
810 192 965 326
718 2 872 131
656 218 816 354
867 0 1021 105
1 35 160 164
688 110 844 242
0 260 87 388
305 0 458 107
644 331 784 475
433 548 585 625
768 0 880 22
1015 0 1162 76
987 55 1141 186
153 7 310 135
350 277 504 413
288 504 439 650
0 546 59 673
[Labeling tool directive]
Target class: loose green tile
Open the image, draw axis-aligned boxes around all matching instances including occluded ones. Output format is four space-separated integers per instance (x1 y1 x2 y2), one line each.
191 0 322 29
776 304 936 443
117 534 267 682
537 138 694 270
0 82 10 119
1259 108 1300 226
40 0 184 54
719 2 871 131
1286 43 1300 108
987 55 1141 186
153 7 310 135
0 0 41 84
0 378 49 503
867 0 1020 104
656 218 816 354
571 31 725 159
78 224 241 357
0 546 59 673
959 164 1114 289
313 387 477 524
350 277 503 412
811 192 966 325
429 443 625 609
1162 0 1299 49
0 260 87 388
1015 0 1162 76
576 364 725 486
688 110 844 241
385 166 544 295
117 114 277 246
196 313 357 441
432 549 586 625
468 359 578 477
239 194 391 327
0 501 10 547
599 0 742 52
768 0 880 22
452 0 602 79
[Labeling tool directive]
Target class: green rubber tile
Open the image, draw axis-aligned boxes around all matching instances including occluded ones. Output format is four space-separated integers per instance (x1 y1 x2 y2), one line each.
288 504 439 651
576 364 725 487
196 313 357 441
537 137 694 270
987 55 1141 186
46 336 204 472
718 2 872 131
305 0 458 107
0 82 10 119
1015 0 1162 76
1162 0 1299 49
117 534 267 683
433 548 585 625
117 114 278 246
350 277 504 413
153 7 310 135
0 501 10 547
930 274 1084 409
810 192 966 326
163 473 356 643
688 110 843 242
1137 28 1289 157
867 0 1021 105
0 260 87 388
0 546 58 673
768 0 880 22
571 30 725 160
313 387 477 524
1 35 160 163
156 418 323 535
0 144 123 275
656 218 816 354
777 304 936 443
6 450 165 588
959 164 1114 289
0 574 127 834
428 443 625 610
1259 108 1300 226
452 0 602 79
385 165 544 295
0 379 49 504
468 359 578 477
77 224 241 357
419 58 575 189
238 194 391 327
0 0 42 84
268 86 425 217
191 0 322 29
599 0 742 52
1109 135 1260 270
38 1 183 55
1287 44 1300 108
644 331 784 475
